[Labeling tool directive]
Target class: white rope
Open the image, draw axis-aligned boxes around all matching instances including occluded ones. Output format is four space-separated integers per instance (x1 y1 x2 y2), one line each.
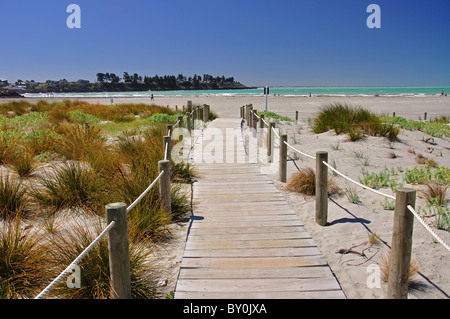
407 205 450 252
261 117 269 127
322 161 396 200
174 119 180 128
271 126 280 139
164 142 169 161
283 140 316 160
127 170 165 213
35 220 116 299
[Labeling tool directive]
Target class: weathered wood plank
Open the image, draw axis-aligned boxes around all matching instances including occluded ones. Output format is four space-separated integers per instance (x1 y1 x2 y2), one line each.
180 256 327 268
174 290 346 299
178 266 333 279
185 238 317 250
175 278 341 293
187 225 305 236
183 247 322 258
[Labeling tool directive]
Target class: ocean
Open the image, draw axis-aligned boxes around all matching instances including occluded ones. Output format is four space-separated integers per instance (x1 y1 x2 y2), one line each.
22 86 450 99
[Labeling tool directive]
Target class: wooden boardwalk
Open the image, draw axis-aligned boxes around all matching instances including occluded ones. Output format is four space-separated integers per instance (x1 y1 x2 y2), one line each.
174 118 345 299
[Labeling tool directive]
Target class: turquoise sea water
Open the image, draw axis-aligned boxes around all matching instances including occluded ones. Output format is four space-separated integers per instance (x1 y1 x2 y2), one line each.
23 86 450 98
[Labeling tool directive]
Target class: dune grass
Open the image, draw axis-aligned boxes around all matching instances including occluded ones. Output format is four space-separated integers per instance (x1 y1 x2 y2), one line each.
313 103 399 141
282 167 341 197
0 99 196 298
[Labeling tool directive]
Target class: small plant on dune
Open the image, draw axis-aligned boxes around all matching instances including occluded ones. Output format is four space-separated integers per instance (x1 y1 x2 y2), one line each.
0 216 50 299
282 167 341 197
46 216 158 299
0 175 28 218
345 183 360 204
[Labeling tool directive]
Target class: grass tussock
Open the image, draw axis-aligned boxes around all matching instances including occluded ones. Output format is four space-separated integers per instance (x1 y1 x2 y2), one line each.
282 167 341 197
0 216 51 299
313 103 399 141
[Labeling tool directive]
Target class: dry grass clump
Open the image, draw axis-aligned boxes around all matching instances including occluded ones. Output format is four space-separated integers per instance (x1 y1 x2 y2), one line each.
380 253 420 286
0 216 51 298
282 167 341 197
420 182 448 206
415 153 437 167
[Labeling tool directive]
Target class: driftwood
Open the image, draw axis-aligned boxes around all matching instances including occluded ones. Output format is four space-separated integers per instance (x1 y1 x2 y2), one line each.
335 242 379 266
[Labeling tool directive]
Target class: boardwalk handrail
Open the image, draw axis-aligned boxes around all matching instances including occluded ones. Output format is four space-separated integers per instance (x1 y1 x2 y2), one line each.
34 102 211 299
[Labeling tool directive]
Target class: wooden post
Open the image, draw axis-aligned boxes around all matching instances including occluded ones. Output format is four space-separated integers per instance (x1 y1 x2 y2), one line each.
192 108 197 129
315 151 328 226
267 122 275 163
387 188 416 299
106 202 131 299
158 160 171 213
279 134 287 182
240 106 244 119
178 116 183 129
203 105 209 123
393 112 396 117
186 113 191 133
296 111 299 124
187 100 192 110
163 136 171 162
252 109 257 136
424 112 427 121
167 125 173 137
248 106 253 129
259 114 265 147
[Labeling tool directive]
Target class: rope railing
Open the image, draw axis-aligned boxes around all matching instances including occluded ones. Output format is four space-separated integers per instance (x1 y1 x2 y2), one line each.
35 220 117 299
126 170 165 213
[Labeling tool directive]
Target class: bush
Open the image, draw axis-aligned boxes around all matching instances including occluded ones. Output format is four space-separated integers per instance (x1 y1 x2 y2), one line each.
282 167 341 197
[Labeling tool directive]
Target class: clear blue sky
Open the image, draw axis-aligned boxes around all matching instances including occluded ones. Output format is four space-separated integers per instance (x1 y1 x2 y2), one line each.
0 0 449 87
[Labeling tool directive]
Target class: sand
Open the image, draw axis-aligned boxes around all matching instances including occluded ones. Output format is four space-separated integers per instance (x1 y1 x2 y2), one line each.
3 95 449 299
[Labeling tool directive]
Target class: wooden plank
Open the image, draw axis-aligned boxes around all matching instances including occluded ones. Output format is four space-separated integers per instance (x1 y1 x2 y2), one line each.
187 226 306 236
183 247 322 258
188 220 304 229
180 256 327 268
174 290 346 299
178 266 334 279
186 231 312 242
175 278 341 293
185 238 317 250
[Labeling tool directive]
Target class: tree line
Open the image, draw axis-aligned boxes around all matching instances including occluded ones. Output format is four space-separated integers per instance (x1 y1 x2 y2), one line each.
95 72 243 91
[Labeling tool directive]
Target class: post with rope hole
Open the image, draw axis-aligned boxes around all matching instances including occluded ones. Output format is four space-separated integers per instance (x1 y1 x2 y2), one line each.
158 160 171 213
106 202 131 299
315 151 328 226
388 188 416 299
267 121 275 163
279 134 287 182
164 135 172 162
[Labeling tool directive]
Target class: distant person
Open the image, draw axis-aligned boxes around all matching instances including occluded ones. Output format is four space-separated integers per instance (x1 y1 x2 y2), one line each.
441 91 444 96
151 94 154 101
309 92 311 97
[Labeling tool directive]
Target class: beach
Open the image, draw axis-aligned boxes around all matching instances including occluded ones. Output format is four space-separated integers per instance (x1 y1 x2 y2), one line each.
5 95 449 121
1 94 449 299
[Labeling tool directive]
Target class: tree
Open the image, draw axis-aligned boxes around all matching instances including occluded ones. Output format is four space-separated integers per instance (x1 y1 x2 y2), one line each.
123 72 132 83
